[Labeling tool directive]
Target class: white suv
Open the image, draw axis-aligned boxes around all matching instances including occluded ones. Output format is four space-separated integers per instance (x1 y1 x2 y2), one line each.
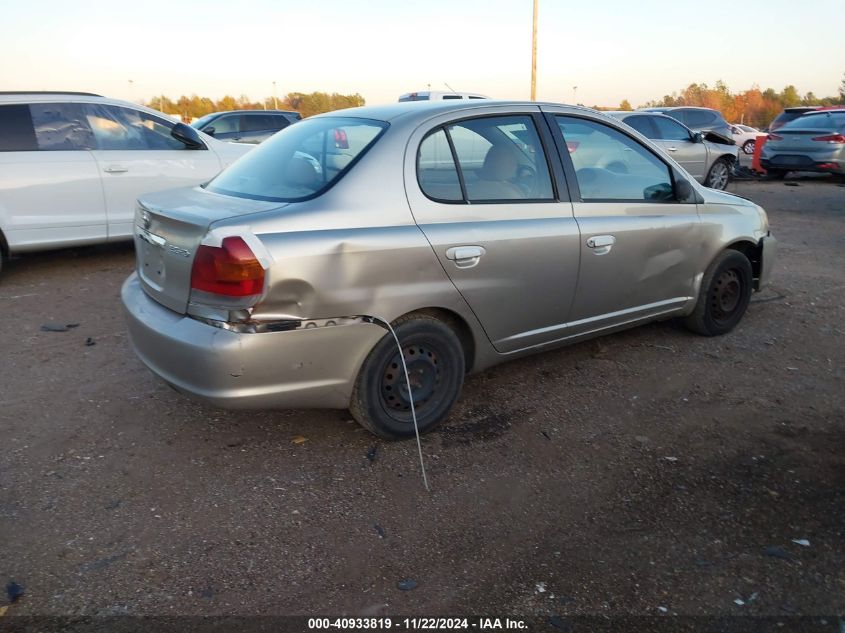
0 92 251 275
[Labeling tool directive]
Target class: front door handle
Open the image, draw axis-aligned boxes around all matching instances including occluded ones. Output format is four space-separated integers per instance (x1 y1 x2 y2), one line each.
445 245 485 268
103 164 129 173
666 146 678 152
586 235 616 255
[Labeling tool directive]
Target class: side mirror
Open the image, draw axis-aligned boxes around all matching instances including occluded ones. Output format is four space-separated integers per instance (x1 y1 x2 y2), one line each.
692 132 704 143
675 177 694 201
171 122 204 149
203 126 216 137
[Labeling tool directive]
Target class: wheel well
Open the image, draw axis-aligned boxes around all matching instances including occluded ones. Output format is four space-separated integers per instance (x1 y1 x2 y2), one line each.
400 307 476 373
727 240 762 288
0 227 8 260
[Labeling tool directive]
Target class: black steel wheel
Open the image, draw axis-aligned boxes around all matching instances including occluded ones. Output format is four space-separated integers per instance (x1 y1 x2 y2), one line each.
350 314 465 439
683 250 753 336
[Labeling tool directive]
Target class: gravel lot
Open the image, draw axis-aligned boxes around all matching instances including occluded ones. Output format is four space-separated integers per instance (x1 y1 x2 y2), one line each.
1 176 843 621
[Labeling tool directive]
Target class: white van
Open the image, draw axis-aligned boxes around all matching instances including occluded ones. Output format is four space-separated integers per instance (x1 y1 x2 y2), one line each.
398 91 489 102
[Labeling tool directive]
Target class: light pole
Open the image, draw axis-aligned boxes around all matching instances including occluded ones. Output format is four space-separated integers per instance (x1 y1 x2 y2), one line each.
530 0 538 101
272 81 278 110
572 85 578 104
128 79 134 102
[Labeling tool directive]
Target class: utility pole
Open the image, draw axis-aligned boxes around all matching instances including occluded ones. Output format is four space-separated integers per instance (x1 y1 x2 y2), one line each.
273 81 278 110
530 0 538 101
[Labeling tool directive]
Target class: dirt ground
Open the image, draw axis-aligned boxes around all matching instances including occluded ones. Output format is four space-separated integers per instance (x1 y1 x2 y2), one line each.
1 176 843 623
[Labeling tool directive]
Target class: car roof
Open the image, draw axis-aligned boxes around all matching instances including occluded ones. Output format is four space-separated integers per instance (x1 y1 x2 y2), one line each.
311 100 597 124
204 109 300 116
0 91 107 103
640 106 716 112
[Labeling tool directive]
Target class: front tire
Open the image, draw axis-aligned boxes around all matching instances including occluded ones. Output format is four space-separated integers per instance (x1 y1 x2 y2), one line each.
742 140 755 155
350 314 465 439
684 250 753 336
705 157 731 190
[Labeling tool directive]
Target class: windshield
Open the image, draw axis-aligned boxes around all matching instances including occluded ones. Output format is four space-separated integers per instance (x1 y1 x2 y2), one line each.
206 116 388 202
781 111 845 131
191 114 216 129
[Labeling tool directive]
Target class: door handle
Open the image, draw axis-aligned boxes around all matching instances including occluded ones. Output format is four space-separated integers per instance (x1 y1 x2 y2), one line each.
103 164 129 173
666 146 678 152
445 245 485 268
586 235 616 255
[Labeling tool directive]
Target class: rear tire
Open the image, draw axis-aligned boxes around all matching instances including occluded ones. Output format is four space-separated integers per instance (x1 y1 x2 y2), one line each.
350 314 465 440
705 157 731 190
684 250 753 337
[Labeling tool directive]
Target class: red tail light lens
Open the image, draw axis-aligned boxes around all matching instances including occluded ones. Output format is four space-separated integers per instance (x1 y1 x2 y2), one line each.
767 133 783 141
811 134 845 143
333 128 349 149
190 236 265 297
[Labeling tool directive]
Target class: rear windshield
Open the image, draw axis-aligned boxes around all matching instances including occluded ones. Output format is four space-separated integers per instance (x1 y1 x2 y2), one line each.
206 116 388 202
780 111 845 131
770 110 813 130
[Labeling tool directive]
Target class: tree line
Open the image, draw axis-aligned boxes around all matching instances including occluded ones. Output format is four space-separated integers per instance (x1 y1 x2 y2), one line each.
143 92 365 122
607 74 845 128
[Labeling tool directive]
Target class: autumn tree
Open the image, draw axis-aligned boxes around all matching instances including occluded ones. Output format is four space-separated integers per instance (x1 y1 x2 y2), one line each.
619 99 633 111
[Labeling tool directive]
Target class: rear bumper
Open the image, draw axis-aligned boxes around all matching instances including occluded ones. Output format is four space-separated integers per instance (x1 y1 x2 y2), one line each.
121 273 385 409
760 155 844 173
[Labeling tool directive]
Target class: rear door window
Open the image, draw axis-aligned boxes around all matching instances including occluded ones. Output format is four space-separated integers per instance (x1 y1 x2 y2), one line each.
686 110 717 127
30 103 96 150
241 114 276 132
555 115 674 202
445 115 554 202
621 115 658 139
417 129 463 201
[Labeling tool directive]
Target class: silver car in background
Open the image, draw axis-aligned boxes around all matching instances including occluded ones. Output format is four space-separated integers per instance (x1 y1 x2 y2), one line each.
122 101 775 439
607 111 739 190
760 110 845 180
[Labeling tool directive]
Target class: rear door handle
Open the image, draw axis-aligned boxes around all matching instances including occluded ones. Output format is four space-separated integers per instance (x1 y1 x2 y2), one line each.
103 164 129 173
586 235 616 255
445 245 485 268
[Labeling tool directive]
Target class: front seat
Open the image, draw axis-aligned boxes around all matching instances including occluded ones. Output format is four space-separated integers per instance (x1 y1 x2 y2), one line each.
468 145 524 200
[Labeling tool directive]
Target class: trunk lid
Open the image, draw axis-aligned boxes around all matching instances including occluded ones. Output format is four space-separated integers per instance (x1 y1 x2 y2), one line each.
773 128 835 152
134 186 285 314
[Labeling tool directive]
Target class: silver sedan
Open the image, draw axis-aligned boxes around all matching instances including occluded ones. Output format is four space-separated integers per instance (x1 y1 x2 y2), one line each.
607 111 739 190
761 110 845 180
122 101 775 439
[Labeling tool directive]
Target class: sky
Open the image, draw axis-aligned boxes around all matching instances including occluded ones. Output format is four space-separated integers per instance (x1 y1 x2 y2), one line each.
1 0 843 108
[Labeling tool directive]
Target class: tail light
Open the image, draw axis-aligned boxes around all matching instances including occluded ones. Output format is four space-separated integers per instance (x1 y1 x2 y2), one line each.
767 133 783 141
333 128 349 149
811 134 845 144
190 236 264 297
